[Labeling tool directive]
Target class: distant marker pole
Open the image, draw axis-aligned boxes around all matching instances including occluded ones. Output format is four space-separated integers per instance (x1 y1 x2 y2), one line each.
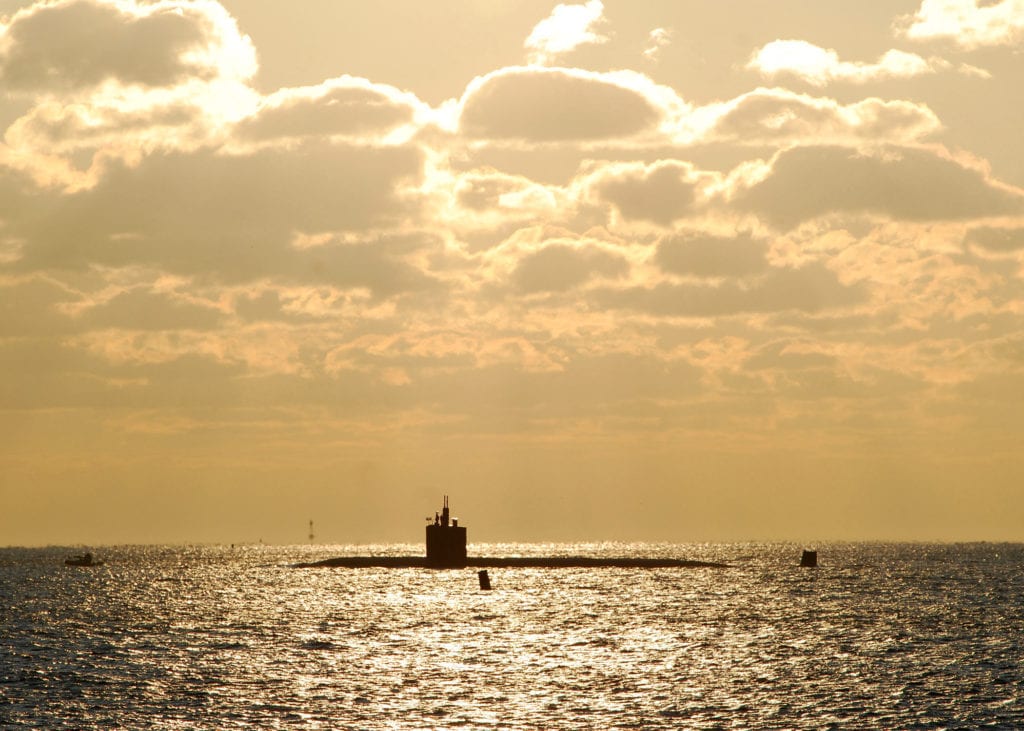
478 570 492 590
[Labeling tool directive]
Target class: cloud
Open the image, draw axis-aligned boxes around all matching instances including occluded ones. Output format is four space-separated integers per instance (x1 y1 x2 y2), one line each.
231 284 394 324
1 0 1022 546
0 0 261 190
524 0 609 66
703 88 941 146
7 99 203 150
457 67 669 143
820 221 1011 325
1 81 261 191
2 96 223 182
0 0 255 93
643 28 673 62
897 0 1024 49
584 160 708 226
748 40 953 86
453 67 940 153
236 77 422 143
512 242 629 293
655 232 767 278
734 145 1024 229
445 168 567 243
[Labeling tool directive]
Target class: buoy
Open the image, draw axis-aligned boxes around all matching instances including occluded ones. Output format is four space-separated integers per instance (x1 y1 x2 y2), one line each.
800 549 817 567
477 569 491 590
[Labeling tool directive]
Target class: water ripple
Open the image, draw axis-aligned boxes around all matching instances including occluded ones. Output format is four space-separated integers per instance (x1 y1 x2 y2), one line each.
1 543 1023 728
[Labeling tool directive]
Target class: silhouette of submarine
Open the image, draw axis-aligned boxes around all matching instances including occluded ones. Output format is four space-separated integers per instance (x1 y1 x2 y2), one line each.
294 496 727 569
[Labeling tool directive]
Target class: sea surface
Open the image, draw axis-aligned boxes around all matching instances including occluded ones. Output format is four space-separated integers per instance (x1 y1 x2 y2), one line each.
1 542 1022 729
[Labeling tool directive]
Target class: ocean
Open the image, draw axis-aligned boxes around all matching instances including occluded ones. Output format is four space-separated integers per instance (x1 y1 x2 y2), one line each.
1 542 1022 729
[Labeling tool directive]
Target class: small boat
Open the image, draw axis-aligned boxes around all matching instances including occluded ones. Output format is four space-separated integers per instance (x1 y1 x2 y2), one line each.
65 552 103 567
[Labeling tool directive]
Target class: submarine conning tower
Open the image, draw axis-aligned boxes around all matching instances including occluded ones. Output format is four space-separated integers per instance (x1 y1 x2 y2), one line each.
425 495 467 567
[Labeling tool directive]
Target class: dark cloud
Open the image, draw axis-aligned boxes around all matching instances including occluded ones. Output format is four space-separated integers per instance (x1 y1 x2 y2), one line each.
79 288 224 331
767 311 882 333
966 225 1024 252
655 232 767 277
594 263 866 317
8 99 202 148
0 337 141 409
738 340 885 403
512 244 628 293
456 145 597 187
0 0 250 92
459 67 661 141
300 235 444 299
237 82 416 141
456 172 532 211
709 89 939 144
967 369 1024 410
743 341 836 372
989 333 1024 366
232 288 366 323
234 289 290 322
736 145 1024 229
12 141 430 294
591 161 699 225
0 277 79 337
124 353 248 408
0 164 34 220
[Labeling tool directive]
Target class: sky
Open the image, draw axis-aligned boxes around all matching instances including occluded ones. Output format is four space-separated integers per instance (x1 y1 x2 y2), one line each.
1 0 1023 546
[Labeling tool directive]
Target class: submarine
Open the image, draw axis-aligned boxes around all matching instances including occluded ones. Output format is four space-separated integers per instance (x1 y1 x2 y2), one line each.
294 496 727 570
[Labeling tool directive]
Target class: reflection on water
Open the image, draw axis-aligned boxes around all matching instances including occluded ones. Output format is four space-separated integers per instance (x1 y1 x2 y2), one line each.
2 543 1023 729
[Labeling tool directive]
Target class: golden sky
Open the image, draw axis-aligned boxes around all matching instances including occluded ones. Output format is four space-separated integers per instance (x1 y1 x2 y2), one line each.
2 0 1023 545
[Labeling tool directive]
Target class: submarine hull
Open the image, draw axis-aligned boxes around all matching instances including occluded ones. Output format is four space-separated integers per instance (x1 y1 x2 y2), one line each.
294 556 727 569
